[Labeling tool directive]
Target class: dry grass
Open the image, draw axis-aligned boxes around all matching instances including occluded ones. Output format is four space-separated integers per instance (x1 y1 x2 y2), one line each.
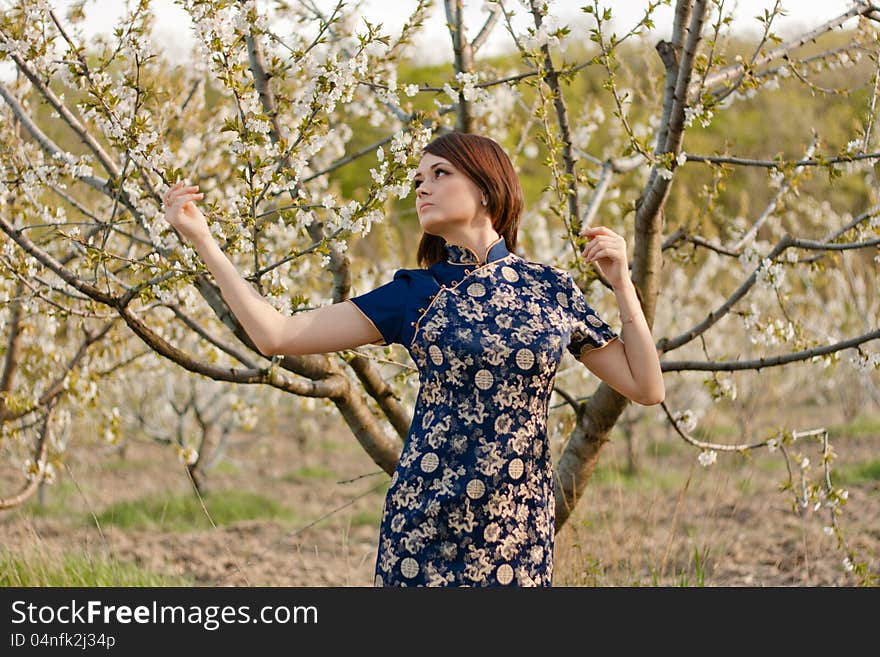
1 405 877 586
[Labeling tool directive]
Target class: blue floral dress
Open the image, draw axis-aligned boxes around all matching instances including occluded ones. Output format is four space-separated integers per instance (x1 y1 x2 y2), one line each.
347 236 619 586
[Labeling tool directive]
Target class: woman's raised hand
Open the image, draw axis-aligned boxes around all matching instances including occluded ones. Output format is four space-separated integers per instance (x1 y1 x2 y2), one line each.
579 225 631 290
162 181 210 245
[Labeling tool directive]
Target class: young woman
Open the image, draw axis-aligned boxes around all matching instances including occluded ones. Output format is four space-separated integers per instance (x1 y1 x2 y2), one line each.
163 132 665 587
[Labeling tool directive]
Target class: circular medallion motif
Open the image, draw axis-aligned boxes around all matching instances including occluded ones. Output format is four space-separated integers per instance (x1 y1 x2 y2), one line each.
586 314 604 328
466 478 485 499
508 458 524 479
429 344 444 365
496 563 514 585
400 557 419 579
375 574 383 586
501 266 519 282
475 369 494 390
467 282 486 297
515 348 534 370
421 452 439 473
556 291 569 308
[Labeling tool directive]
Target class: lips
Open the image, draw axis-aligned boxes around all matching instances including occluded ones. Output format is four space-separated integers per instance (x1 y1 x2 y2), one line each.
418 202 434 211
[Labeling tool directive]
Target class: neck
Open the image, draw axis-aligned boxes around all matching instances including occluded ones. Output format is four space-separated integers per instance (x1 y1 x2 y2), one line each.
442 229 502 262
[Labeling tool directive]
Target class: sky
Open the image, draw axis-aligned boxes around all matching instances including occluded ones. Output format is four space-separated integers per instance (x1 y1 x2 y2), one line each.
0 1 866 80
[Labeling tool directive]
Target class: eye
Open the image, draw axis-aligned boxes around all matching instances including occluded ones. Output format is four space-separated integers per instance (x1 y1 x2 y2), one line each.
414 168 449 188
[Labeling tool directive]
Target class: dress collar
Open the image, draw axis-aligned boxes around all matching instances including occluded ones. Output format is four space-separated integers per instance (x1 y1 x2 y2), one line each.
443 236 509 265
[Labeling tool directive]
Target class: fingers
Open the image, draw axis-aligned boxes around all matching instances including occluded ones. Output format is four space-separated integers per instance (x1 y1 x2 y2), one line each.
581 235 612 252
176 192 204 203
167 185 199 198
167 192 203 206
164 195 202 212
579 225 617 238
582 235 623 262
163 182 201 206
584 246 614 263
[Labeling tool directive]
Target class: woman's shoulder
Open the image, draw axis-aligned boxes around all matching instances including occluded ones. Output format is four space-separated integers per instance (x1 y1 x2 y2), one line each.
364 264 430 282
392 266 437 282
385 267 440 294
511 256 571 286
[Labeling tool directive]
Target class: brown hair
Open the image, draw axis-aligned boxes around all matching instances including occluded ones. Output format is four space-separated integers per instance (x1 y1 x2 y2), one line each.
415 132 523 268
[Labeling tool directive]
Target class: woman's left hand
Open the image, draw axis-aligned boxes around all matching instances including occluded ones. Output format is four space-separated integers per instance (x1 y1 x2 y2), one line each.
579 225 630 290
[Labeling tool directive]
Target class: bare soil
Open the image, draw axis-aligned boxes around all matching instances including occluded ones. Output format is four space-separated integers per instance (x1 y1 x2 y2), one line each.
2 408 878 587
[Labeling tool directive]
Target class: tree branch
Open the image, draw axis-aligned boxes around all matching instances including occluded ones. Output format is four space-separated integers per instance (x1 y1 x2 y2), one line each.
698 2 877 97
446 0 475 133
530 0 580 227
0 28 121 180
662 328 880 372
0 399 56 510
683 151 880 168
471 2 502 54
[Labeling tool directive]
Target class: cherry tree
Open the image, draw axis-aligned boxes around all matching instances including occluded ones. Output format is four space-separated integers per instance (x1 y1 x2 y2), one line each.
0 0 878 583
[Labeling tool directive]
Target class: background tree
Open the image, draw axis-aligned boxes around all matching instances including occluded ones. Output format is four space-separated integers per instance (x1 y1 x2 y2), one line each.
0 0 877 583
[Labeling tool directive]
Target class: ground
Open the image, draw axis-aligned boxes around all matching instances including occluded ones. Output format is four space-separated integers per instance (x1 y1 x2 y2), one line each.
1 406 878 587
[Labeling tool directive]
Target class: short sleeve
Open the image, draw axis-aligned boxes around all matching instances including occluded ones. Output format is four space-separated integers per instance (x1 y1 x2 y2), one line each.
564 273 619 359
347 269 413 347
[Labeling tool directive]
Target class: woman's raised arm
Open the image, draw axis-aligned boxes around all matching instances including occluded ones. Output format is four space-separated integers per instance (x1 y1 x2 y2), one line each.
163 182 382 356
577 225 665 406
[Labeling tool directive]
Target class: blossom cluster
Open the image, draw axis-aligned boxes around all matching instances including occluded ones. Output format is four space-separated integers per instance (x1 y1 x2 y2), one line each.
849 350 880 372
755 257 787 291
442 71 490 106
23 457 56 483
672 408 699 433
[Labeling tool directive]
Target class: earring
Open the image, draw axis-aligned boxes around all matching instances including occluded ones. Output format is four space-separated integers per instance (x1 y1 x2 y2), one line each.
481 198 487 206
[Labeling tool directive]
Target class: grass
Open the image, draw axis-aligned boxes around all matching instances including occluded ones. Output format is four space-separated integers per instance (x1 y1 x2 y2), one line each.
208 460 241 476
94 489 297 531
736 475 754 494
98 456 157 472
643 545 711 587
590 462 688 492
0 547 192 586
21 480 83 518
319 438 342 452
682 545 710 587
349 508 383 527
834 460 880 488
5 406 875 587
554 551 605 586
282 464 336 482
642 438 682 459
828 415 880 439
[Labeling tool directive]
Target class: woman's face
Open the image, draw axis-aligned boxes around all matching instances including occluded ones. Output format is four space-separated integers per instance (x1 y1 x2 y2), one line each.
414 152 485 234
